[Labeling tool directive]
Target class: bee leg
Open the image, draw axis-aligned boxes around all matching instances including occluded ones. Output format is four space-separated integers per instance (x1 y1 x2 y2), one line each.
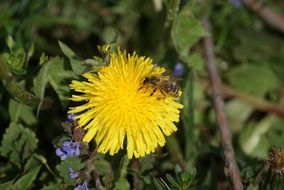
138 84 148 91
157 89 166 100
150 88 157 96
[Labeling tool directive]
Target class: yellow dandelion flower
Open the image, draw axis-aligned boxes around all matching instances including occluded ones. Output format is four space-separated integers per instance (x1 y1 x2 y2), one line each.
69 48 183 159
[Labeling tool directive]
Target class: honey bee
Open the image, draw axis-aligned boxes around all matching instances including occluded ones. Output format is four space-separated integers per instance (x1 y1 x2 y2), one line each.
141 75 179 99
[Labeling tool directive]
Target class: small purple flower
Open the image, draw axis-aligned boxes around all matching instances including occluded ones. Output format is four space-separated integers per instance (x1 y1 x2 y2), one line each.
69 168 79 179
74 181 89 190
55 140 80 160
67 114 77 122
173 62 184 77
229 0 242 8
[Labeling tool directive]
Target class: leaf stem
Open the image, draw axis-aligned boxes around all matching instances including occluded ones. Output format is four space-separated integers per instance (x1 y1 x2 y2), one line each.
34 154 57 178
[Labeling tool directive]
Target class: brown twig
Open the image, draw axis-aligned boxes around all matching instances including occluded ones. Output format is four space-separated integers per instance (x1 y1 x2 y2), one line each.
203 80 284 118
203 17 243 190
131 159 140 190
242 0 284 34
85 148 103 190
221 84 284 118
93 171 102 189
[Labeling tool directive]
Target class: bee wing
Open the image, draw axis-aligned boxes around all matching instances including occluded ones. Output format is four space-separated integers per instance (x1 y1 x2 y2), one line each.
161 70 183 82
161 70 172 76
150 65 183 82
171 76 183 82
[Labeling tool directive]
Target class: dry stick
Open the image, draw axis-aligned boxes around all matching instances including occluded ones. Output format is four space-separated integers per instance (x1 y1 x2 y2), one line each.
203 18 243 190
86 148 102 190
242 0 284 34
93 171 102 190
221 84 284 118
203 80 284 118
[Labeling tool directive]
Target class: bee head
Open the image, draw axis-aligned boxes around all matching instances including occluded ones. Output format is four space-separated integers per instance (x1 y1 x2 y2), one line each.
143 77 150 85
143 76 160 85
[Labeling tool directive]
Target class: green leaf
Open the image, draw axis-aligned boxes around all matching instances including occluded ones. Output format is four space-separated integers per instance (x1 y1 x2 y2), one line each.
34 56 75 108
247 184 258 190
8 99 37 126
225 100 253 133
39 53 49 65
142 176 151 185
24 154 42 172
140 155 155 173
0 122 38 168
13 166 41 190
180 172 190 182
34 153 48 165
180 168 196 188
188 167 196 180
239 115 275 159
26 44 34 63
58 41 77 58
181 52 204 71
1 48 27 75
33 60 51 100
47 57 75 107
153 178 167 190
266 119 284 151
67 57 87 75
58 41 88 75
174 165 182 175
95 158 113 176
171 3 208 58
6 36 14 50
102 26 117 44
233 30 280 64
33 55 51 114
0 181 13 190
56 157 85 185
227 64 279 97
95 157 114 189
40 184 61 190
165 174 179 188
115 176 130 190
164 0 180 27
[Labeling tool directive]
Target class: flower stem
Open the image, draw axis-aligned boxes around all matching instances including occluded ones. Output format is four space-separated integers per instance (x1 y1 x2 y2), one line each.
131 158 140 190
166 136 187 171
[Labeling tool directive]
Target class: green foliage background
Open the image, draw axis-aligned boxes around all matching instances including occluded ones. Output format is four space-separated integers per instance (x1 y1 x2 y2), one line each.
0 0 284 189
